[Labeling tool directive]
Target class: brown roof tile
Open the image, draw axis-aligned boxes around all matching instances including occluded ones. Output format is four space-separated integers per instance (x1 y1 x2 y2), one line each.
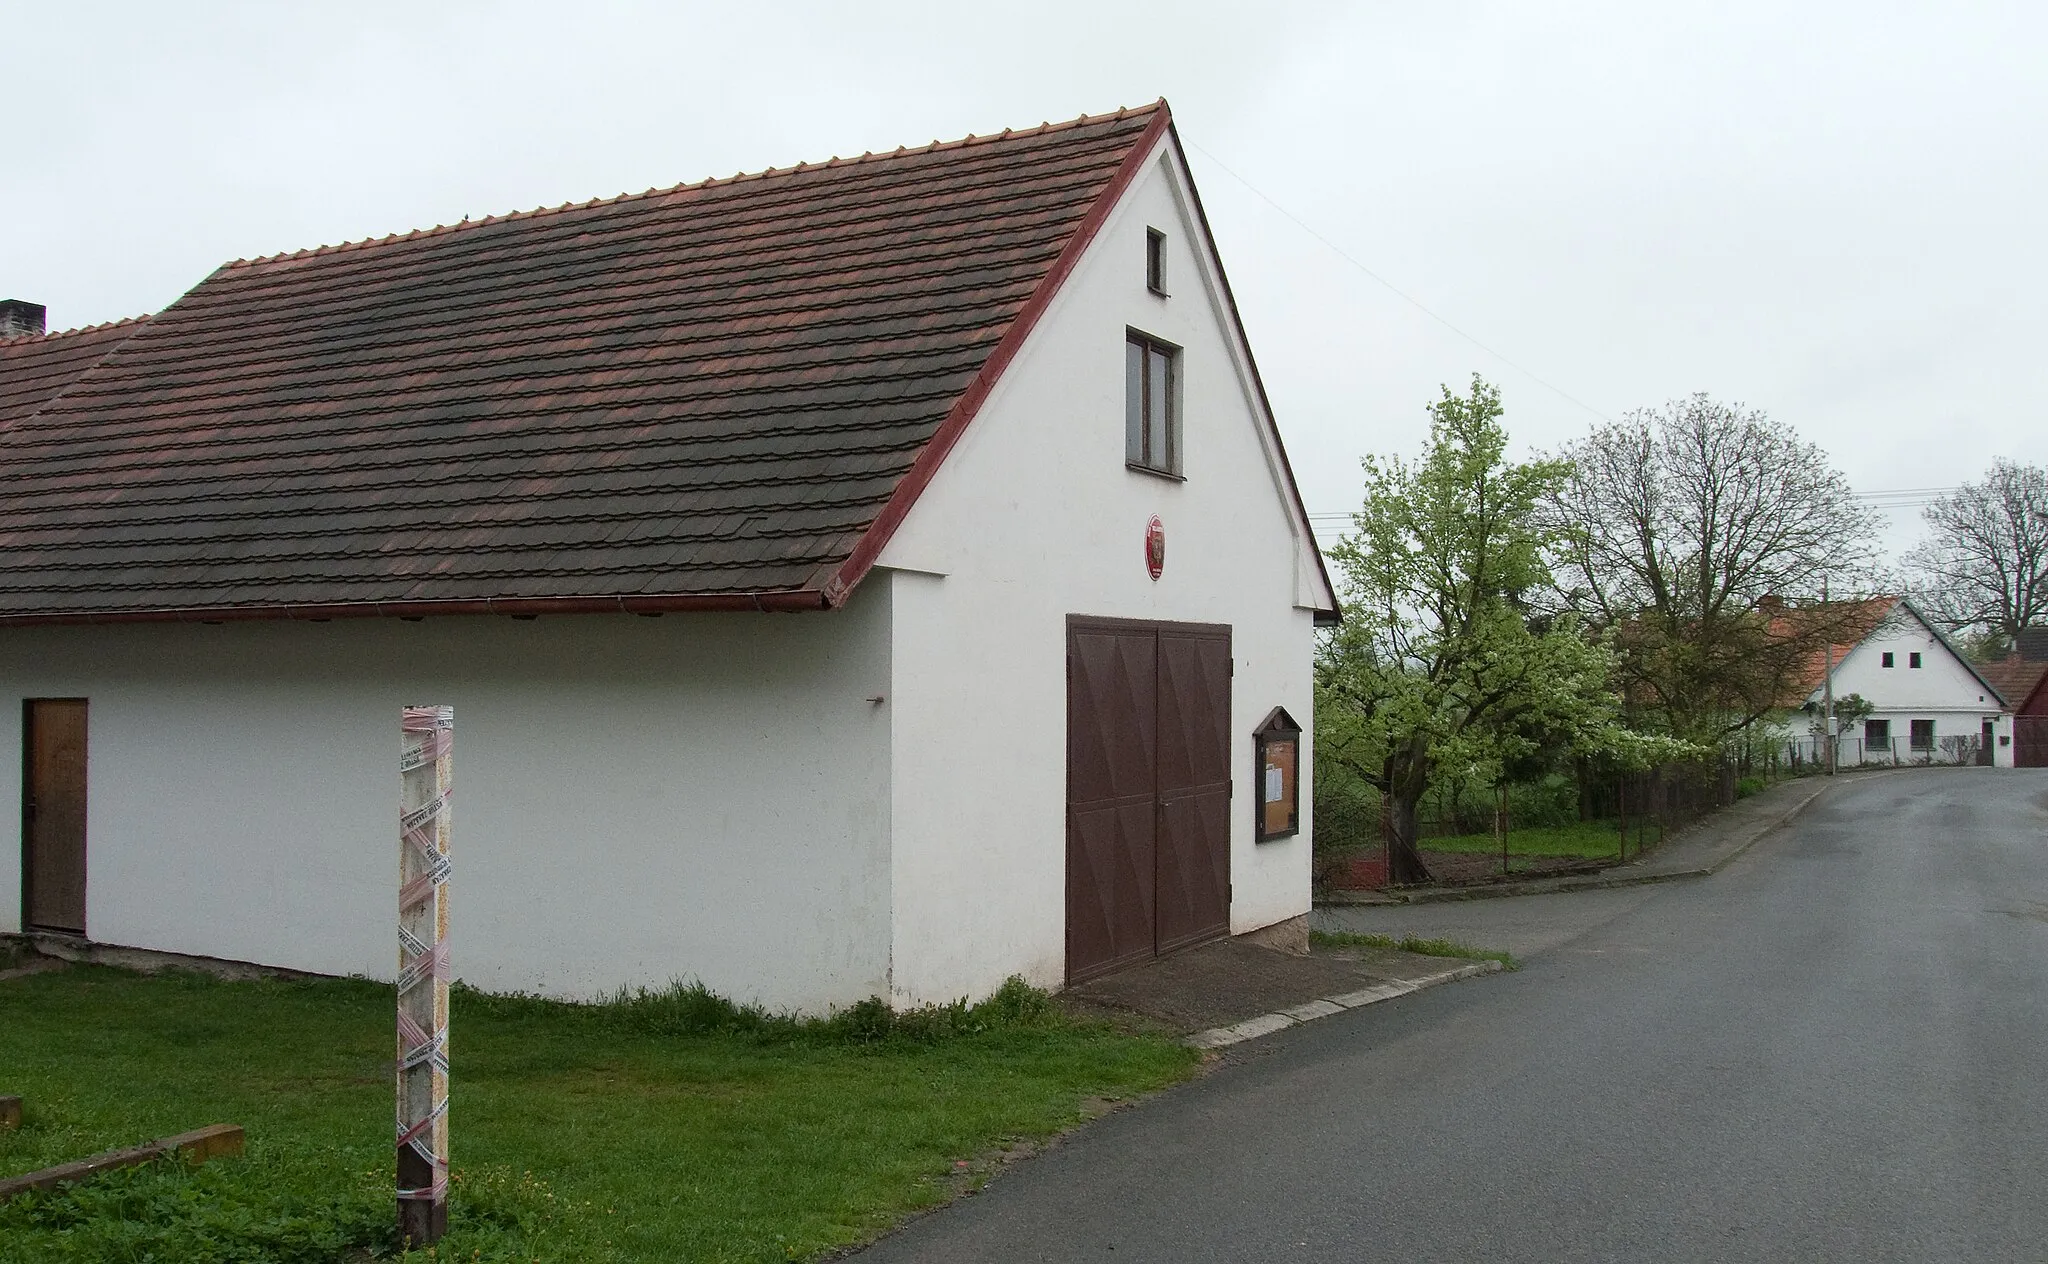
0 318 149 428
1768 596 1899 706
0 105 1172 621
1981 655 2048 712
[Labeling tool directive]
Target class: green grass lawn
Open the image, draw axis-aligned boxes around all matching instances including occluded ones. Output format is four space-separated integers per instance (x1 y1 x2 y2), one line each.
1419 818 1661 859
0 967 1199 1263
1308 930 1517 971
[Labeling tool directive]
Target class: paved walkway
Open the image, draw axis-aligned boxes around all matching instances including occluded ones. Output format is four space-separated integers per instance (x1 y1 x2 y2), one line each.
1315 883 1666 960
1062 936 1499 1048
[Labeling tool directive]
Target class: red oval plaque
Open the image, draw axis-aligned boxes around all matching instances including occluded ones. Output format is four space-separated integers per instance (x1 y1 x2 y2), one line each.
1145 515 1165 580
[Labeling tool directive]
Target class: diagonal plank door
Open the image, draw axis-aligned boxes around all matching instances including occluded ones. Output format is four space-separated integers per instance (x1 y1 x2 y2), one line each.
1066 624 1160 983
1067 618 1232 983
1154 628 1233 954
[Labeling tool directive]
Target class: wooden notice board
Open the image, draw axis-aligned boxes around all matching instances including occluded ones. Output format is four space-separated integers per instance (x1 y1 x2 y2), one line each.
1253 707 1300 842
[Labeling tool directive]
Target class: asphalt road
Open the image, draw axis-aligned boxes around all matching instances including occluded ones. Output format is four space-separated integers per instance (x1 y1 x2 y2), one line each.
855 768 2048 1263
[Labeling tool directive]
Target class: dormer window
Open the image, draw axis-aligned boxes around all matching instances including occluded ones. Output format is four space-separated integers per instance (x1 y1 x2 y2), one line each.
1145 228 1167 296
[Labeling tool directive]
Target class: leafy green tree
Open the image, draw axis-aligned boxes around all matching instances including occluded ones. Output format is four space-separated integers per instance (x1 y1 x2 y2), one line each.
1316 378 1661 884
1814 691 1874 736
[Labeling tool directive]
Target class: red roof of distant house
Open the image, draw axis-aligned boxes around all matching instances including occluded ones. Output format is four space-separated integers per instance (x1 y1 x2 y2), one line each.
0 101 1330 626
1771 596 1899 704
1981 649 2048 714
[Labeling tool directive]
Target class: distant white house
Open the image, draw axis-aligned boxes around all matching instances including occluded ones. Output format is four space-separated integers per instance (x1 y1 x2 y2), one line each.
1792 597 2014 767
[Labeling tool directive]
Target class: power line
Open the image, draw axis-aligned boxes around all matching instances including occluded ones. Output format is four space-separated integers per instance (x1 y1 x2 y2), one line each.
1182 137 1615 425
1177 142 1972 535
1305 488 1961 538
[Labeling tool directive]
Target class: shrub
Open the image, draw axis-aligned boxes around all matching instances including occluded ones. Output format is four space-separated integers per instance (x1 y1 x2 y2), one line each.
454 975 1066 1049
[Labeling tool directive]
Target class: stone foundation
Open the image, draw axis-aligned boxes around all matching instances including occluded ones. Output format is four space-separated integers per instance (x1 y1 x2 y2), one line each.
1236 913 1309 956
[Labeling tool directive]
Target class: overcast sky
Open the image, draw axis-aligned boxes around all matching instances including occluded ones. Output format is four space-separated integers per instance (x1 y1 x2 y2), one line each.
8 1 2043 562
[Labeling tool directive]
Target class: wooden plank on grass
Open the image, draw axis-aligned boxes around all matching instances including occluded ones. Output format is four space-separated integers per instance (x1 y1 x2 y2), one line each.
0 1124 243 1203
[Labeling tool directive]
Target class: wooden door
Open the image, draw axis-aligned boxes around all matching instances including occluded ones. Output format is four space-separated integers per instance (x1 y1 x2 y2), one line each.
2018 716 2048 768
1154 627 1232 954
1066 624 1159 983
1066 618 1232 983
23 699 89 934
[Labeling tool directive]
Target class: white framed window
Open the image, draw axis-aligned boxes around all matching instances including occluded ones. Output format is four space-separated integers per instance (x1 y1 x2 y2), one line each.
1125 330 1180 477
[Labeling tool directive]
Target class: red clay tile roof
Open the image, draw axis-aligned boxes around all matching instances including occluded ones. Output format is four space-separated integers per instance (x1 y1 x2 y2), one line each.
1981 655 2048 713
0 104 1186 622
0 318 148 428
1771 596 1899 703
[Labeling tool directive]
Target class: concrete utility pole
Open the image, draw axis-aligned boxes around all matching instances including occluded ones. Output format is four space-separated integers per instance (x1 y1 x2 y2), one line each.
1821 578 1836 776
397 706 453 1247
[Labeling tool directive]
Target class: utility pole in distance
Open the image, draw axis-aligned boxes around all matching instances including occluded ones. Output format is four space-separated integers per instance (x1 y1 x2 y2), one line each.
1821 578 1836 776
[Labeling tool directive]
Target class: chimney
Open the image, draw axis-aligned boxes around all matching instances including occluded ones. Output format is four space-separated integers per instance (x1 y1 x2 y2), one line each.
1 299 47 338
1757 594 1784 613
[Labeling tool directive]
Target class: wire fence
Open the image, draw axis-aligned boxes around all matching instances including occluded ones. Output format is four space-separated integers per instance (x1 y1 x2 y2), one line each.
1320 732 1993 894
1781 734 1990 770
1321 758 1749 891
1576 758 1741 861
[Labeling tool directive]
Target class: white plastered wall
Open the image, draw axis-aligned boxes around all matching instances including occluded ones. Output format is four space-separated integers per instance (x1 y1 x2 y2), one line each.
875 136 1329 1006
0 587 896 1009
1808 609 2014 767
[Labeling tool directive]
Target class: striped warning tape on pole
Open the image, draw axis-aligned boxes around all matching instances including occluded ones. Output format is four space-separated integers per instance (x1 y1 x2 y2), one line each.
397 705 451 1247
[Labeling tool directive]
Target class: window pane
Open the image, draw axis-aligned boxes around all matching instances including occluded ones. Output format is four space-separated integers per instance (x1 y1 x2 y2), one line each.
1125 340 1144 464
1147 346 1169 471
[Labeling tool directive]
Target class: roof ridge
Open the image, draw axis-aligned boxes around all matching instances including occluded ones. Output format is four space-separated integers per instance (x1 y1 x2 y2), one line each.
0 312 153 348
225 101 1165 270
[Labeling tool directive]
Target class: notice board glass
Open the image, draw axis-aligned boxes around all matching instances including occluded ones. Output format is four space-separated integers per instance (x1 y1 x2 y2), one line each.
1254 707 1301 841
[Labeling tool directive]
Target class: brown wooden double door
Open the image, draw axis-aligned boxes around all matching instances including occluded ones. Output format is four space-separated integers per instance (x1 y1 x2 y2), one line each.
22 699 89 934
1066 617 1232 984
2018 715 2048 768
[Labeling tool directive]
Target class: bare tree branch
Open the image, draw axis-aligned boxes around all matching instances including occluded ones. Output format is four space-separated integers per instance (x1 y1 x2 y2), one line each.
1903 460 2048 654
1544 394 1878 741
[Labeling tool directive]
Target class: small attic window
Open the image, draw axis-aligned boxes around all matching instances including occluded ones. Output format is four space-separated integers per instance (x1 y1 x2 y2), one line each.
1909 652 1922 668
1145 229 1167 296
1882 652 1894 667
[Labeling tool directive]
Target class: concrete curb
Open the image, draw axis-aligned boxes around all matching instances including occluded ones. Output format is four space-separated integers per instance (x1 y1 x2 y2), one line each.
1184 959 1503 1050
1317 776 1853 910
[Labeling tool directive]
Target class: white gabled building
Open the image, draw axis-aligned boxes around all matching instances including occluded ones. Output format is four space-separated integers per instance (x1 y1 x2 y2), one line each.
1797 597 2014 767
0 102 1338 1012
